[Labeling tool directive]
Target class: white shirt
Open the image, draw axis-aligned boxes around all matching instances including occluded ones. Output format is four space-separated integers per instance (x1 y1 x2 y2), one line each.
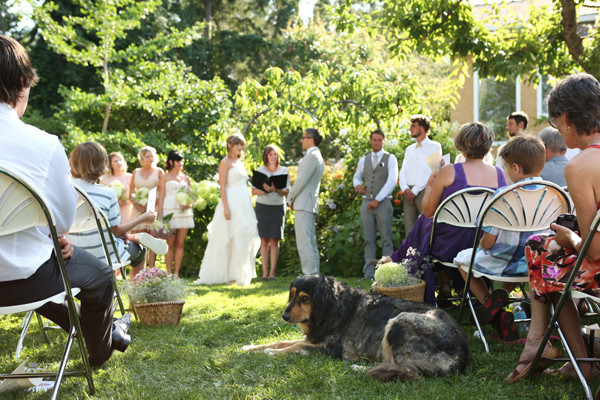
0 103 77 281
252 166 290 206
353 150 398 202
398 137 442 196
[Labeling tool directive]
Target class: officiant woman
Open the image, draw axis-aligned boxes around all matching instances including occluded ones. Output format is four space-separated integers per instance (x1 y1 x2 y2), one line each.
251 145 290 281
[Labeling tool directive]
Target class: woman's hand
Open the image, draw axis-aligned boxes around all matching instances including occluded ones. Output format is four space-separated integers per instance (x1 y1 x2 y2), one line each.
551 223 582 250
224 205 231 220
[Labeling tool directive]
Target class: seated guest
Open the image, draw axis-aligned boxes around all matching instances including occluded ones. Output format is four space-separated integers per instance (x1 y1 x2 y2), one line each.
508 73 600 383
539 127 568 186
69 142 168 278
0 35 129 366
378 122 506 305
456 135 547 342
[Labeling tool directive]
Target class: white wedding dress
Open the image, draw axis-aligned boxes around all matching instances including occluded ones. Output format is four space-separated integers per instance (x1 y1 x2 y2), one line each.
197 161 260 286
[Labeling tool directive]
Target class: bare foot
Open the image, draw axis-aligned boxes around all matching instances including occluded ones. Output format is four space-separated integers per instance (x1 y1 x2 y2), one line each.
506 341 556 382
545 362 592 379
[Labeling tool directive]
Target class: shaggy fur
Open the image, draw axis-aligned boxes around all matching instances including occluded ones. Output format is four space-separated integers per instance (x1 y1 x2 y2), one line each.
243 275 469 381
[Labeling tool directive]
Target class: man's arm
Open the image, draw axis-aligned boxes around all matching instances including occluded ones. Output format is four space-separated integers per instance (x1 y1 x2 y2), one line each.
353 156 366 195
288 153 318 203
374 154 398 202
46 144 77 236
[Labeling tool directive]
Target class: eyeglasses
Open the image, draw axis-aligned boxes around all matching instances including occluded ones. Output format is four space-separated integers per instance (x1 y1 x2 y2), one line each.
548 117 557 129
301 136 310 140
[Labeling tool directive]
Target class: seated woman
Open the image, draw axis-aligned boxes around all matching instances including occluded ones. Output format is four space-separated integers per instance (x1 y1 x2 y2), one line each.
379 122 506 305
507 72 600 383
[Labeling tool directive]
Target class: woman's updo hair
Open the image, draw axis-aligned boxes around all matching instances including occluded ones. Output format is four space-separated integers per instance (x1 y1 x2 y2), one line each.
137 145 158 166
454 122 494 160
226 133 246 158
165 149 184 171
547 73 600 136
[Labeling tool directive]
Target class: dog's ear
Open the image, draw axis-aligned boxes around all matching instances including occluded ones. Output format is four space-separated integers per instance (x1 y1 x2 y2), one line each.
308 276 340 341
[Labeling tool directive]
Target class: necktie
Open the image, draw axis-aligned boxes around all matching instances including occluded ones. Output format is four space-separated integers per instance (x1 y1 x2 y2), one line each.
416 142 422 148
372 153 377 167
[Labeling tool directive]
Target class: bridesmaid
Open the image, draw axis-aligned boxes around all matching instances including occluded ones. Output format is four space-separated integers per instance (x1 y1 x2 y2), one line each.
130 145 163 267
100 151 132 224
157 150 194 277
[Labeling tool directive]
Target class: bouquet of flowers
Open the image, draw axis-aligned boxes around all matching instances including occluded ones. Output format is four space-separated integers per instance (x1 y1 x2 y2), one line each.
133 187 150 206
150 213 173 239
110 181 127 201
175 185 193 208
125 267 187 304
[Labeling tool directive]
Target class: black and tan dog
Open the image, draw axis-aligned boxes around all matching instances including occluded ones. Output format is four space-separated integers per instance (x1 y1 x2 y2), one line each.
243 275 469 380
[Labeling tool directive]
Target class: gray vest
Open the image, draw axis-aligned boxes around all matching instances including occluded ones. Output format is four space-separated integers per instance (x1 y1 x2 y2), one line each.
364 152 390 199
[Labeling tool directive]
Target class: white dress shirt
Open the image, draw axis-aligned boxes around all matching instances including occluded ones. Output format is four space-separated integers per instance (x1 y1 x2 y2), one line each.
398 137 442 196
353 150 398 202
0 103 78 281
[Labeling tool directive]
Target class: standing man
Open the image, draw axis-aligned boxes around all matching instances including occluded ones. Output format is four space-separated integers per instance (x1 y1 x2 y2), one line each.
398 115 441 234
538 126 568 186
353 130 398 279
496 111 528 174
288 128 325 275
0 35 130 367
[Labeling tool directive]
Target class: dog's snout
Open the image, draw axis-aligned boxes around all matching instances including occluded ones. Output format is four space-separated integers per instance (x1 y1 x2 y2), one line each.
282 312 291 322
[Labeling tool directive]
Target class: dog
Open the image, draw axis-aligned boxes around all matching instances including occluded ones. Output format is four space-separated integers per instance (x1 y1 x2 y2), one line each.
243 275 469 381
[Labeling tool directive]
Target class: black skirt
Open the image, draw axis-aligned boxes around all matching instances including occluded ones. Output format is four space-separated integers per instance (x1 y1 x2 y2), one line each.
255 203 285 239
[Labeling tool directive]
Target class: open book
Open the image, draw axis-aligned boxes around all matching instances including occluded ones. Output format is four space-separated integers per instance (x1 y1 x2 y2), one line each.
251 170 288 191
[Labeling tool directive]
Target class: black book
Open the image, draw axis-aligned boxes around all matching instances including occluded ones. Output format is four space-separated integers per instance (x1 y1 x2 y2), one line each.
251 170 288 191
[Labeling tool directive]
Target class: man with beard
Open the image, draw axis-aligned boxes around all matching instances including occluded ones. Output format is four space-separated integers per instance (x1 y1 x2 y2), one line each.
398 115 441 234
495 111 528 179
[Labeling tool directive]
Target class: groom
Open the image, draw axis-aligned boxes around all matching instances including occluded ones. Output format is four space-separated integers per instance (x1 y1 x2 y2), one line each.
288 128 325 275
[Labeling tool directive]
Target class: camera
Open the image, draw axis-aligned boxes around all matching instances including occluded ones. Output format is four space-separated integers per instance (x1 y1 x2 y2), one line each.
555 213 578 232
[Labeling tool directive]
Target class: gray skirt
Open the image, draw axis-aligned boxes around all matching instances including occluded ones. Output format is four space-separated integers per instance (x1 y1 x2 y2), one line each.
255 203 285 239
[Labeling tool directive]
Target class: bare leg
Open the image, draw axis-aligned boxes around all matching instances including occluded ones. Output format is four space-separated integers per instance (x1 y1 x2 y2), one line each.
173 228 188 277
269 238 280 278
458 268 490 303
165 234 175 274
129 259 145 279
148 251 157 269
260 238 269 279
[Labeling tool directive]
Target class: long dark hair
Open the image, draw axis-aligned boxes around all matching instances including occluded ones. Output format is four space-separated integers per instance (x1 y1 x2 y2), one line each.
165 149 184 172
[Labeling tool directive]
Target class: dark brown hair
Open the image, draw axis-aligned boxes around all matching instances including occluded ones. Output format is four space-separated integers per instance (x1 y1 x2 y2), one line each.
454 122 494 159
0 35 39 107
262 145 280 167
499 135 545 175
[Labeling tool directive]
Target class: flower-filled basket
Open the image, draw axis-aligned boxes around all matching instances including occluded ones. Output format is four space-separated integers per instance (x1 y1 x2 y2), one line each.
372 256 425 302
125 268 188 326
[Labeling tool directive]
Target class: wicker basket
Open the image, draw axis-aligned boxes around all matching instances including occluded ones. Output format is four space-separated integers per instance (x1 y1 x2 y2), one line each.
372 280 426 302
133 300 185 326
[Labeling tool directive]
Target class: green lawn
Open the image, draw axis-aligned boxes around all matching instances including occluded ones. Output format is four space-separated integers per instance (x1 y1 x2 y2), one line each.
0 277 597 399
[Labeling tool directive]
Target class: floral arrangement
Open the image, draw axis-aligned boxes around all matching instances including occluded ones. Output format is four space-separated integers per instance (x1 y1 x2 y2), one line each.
175 185 193 208
109 181 127 201
125 267 187 304
373 247 422 287
190 180 220 211
150 213 173 239
133 187 150 206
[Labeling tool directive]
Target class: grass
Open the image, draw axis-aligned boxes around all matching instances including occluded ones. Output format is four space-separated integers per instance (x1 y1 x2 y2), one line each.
0 277 598 399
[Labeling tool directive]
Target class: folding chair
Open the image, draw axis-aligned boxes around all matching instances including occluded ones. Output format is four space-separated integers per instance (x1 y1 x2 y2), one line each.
457 180 571 352
528 208 600 400
429 187 495 307
0 166 94 399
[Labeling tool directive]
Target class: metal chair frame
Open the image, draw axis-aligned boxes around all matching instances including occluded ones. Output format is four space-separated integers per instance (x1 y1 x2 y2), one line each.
457 180 571 352
0 166 95 399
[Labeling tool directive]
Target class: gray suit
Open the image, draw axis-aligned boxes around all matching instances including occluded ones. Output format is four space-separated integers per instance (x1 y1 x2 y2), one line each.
288 147 325 274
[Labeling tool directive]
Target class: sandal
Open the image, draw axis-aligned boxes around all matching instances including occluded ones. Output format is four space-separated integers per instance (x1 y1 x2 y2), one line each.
506 347 562 383
473 289 509 325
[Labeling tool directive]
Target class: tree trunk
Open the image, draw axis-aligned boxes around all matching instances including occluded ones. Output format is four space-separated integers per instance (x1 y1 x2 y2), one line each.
560 0 583 62
204 0 212 40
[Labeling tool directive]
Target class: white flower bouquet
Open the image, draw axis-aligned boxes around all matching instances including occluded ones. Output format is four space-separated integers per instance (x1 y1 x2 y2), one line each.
133 187 150 206
150 213 173 239
175 185 193 208
110 181 127 201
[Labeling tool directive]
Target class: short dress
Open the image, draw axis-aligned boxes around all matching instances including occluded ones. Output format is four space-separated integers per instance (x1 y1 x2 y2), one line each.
131 168 161 231
162 180 195 229
100 173 132 224
252 166 290 239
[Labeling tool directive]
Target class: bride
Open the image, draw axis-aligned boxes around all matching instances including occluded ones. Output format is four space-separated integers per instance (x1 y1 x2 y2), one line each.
196 133 260 286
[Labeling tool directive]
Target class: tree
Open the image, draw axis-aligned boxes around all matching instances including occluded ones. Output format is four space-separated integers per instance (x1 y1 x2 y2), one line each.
334 0 600 84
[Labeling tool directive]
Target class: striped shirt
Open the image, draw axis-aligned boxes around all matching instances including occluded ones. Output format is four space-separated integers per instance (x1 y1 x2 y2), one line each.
68 178 129 264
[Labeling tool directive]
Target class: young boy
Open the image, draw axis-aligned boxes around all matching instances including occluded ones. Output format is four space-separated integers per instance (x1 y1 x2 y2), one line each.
68 142 168 277
456 135 547 341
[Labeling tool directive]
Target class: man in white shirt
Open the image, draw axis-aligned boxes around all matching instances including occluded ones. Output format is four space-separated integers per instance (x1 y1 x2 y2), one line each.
353 130 398 279
0 35 130 367
398 115 442 234
496 111 528 175
288 128 325 275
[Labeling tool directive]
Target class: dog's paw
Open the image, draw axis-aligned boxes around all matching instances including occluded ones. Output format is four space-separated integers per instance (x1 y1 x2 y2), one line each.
351 364 368 372
263 348 278 356
242 344 260 352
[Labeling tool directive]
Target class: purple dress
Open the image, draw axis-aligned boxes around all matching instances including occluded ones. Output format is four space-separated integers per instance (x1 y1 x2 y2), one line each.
391 163 506 304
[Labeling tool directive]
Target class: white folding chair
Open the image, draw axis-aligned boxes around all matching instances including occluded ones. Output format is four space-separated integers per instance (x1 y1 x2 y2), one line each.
429 187 495 306
457 180 571 352
0 166 95 399
529 208 600 400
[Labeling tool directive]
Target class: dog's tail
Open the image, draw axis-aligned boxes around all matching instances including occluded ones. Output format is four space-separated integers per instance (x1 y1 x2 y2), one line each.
367 362 421 381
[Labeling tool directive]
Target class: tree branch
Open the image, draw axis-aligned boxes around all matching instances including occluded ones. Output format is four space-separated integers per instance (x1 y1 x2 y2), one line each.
560 0 583 62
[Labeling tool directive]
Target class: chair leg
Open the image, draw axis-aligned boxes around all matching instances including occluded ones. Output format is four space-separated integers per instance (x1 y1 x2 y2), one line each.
36 312 51 343
467 293 490 353
112 277 126 316
15 311 35 361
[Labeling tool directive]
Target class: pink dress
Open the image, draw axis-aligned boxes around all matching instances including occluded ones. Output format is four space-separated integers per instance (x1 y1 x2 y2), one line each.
131 168 161 230
100 173 132 224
